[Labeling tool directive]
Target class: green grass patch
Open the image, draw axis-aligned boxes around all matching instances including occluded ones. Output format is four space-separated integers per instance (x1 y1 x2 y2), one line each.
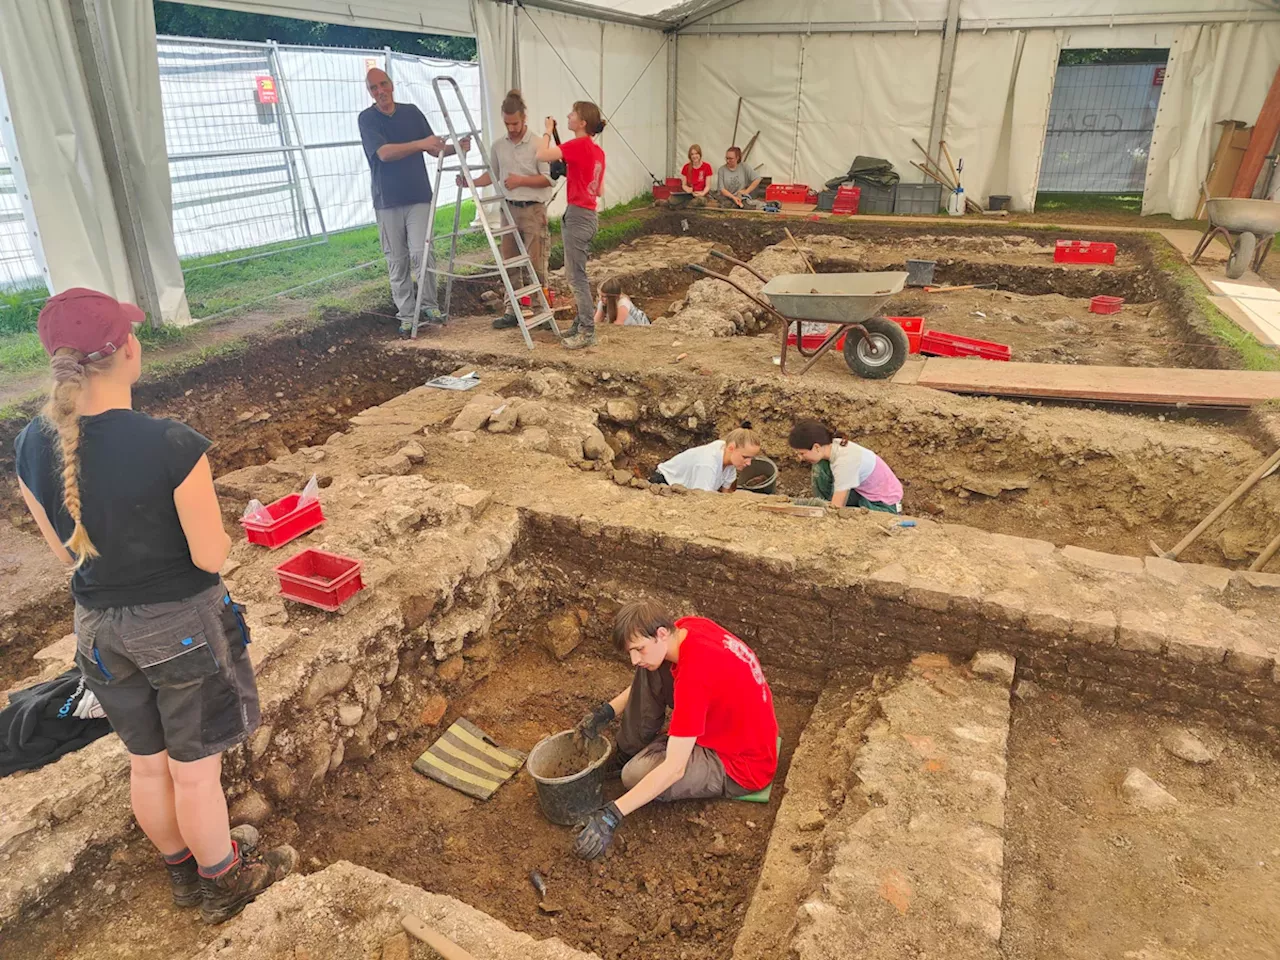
1035 193 1144 216
1151 234 1280 372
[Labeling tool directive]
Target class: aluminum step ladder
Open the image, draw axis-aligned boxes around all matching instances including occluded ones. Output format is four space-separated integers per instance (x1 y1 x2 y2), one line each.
411 76 559 348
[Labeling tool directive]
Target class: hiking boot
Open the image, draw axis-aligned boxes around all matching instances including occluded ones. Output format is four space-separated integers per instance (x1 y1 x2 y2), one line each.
398 319 414 339
200 842 297 925
165 854 202 908
561 318 580 340
421 306 447 326
166 826 259 909
562 330 596 350
492 312 519 330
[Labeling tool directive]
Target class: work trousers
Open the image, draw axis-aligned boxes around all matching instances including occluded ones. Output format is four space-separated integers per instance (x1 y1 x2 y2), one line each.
376 202 438 320
810 461 901 513
503 202 550 287
562 205 598 333
616 663 749 801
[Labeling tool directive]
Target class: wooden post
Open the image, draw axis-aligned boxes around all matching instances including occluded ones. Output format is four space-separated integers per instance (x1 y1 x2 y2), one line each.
1230 63 1280 197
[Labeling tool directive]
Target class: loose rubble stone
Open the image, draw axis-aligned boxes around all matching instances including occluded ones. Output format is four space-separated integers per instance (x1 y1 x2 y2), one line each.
33 633 77 664
517 401 548 427
1237 571 1280 590
229 790 273 826
612 469 632 486
301 663 354 709
796 811 825 832
1012 680 1041 701
970 650 1016 686
448 431 476 445
606 398 639 423
518 426 550 452
539 611 583 660
1120 768 1178 810
1161 728 1215 765
382 504 421 536
1143 555 1186 584
375 453 412 477
582 427 612 462
454 489 493 517
451 395 504 432
337 703 364 727
418 694 449 728
436 656 465 683
398 441 426 463
487 403 520 434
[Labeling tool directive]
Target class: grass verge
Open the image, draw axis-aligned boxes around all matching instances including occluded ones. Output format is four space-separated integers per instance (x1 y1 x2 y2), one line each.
1150 234 1280 372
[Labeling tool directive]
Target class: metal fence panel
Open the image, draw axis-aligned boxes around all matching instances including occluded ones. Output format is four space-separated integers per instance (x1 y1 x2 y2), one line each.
1038 62 1165 194
0 71 47 294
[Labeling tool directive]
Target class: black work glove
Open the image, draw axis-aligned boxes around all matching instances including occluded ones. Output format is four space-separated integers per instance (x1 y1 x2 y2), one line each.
575 702 615 741
573 801 623 860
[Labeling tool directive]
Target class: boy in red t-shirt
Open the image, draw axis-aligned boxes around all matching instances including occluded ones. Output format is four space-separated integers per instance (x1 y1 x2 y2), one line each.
537 102 607 350
572 600 779 860
680 144 714 206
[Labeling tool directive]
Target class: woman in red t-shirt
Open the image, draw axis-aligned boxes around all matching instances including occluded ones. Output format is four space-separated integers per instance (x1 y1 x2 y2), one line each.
680 144 713 206
537 101 607 350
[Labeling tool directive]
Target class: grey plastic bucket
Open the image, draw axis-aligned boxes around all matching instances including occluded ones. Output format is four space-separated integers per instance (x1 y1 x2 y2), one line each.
526 730 612 826
905 259 936 287
738 455 778 495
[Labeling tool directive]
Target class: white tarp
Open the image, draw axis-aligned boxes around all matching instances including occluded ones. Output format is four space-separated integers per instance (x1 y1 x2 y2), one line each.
1144 21 1280 218
0 0 188 321
177 0 474 36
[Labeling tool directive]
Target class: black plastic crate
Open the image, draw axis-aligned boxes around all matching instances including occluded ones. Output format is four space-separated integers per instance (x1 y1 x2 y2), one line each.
817 190 836 212
856 182 896 214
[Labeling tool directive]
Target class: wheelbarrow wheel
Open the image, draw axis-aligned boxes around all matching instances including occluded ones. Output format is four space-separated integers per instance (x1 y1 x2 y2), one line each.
843 317 909 380
1227 231 1258 280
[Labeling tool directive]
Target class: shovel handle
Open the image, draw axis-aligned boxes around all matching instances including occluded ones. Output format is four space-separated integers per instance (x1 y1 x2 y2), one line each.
403 915 480 960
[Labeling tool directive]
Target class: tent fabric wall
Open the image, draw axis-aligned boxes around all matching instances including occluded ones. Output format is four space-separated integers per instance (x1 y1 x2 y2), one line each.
601 23 669 205
796 33 941 192
471 0 518 177
675 33 803 186
1143 21 1280 219
0 0 188 321
177 0 473 36
942 29 1060 212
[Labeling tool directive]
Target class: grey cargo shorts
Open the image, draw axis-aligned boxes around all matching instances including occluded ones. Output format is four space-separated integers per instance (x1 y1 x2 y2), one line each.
73 581 261 762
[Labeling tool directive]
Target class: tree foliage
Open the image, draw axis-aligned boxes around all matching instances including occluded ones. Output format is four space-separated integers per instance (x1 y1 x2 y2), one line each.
154 2 477 60
1058 48 1169 66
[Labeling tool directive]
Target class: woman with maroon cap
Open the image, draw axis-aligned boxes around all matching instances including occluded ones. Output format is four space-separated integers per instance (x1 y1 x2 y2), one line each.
14 289 294 923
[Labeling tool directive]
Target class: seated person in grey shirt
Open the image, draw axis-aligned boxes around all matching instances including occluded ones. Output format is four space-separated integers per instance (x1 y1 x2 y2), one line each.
716 146 762 209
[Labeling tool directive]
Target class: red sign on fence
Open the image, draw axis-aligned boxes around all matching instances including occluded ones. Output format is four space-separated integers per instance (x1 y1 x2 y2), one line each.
1153 67 1166 86
255 76 278 104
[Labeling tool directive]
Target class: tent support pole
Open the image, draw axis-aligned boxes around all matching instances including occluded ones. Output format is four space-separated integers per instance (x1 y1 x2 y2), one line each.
68 0 164 325
926 0 961 177
667 33 678 179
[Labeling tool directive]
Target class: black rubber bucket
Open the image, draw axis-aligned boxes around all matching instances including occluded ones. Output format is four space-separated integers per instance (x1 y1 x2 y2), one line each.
738 455 778 495
526 730 612 826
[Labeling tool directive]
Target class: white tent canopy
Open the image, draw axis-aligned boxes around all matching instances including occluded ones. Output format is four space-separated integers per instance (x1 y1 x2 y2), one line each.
1 0 1277 321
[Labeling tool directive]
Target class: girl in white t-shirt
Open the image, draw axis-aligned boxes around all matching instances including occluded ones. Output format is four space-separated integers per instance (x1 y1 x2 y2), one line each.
788 419 903 513
593 277 651 327
651 425 761 492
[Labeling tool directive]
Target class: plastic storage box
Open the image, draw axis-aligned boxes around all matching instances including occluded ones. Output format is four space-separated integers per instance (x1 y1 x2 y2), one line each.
665 177 683 189
920 330 1011 361
1090 295 1125 314
817 190 836 212
785 316 924 355
652 184 672 201
241 493 325 550
856 183 896 214
275 549 364 612
1055 240 1117 265
832 186 860 215
765 183 818 204
894 183 945 215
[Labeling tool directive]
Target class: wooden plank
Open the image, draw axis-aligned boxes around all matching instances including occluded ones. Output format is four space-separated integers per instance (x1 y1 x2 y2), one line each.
1232 64 1280 197
913 358 1280 407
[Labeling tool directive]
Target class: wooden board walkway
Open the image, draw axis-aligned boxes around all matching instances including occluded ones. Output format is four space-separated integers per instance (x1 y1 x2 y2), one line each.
898 358 1280 407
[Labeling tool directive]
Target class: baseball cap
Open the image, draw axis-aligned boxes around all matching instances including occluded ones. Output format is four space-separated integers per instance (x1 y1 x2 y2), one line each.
38 288 144 362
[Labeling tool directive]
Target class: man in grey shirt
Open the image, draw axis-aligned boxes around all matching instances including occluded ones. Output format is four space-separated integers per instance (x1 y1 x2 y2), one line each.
459 89 553 330
359 68 469 336
716 146 762 209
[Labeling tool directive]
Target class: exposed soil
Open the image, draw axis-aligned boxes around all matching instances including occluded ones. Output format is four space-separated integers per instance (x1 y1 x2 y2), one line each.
1003 691 1280 960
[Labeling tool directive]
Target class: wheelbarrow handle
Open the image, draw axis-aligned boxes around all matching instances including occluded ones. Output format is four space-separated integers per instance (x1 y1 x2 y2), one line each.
708 249 769 283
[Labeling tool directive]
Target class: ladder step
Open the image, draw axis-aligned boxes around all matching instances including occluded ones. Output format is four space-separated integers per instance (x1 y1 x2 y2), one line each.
442 164 489 173
522 311 556 330
502 254 531 269
480 195 506 205
511 283 543 300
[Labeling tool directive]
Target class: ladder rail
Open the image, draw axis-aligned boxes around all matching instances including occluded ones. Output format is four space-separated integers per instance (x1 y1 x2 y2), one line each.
408 75 559 349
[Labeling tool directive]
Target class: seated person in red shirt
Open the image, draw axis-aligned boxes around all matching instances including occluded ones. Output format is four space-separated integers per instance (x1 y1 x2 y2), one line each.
572 600 779 859
680 144 714 206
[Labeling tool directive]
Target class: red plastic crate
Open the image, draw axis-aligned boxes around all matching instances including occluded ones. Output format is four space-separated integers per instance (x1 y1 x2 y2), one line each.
765 183 815 204
1054 240 1117 265
652 185 672 201
665 177 683 189
1090 295 1124 314
920 329 1011 361
786 317 925 354
519 287 555 308
275 549 364 612
241 493 324 549
832 185 860 215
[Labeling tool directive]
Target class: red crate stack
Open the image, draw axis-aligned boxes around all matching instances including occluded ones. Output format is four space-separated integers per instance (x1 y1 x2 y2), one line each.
765 183 814 204
832 186 860 215
1054 240 1117 265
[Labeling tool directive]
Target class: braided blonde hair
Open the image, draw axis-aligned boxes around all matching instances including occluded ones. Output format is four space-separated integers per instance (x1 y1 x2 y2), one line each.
43 348 99 567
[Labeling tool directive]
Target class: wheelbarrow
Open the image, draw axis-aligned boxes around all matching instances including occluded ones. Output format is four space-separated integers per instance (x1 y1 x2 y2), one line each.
1190 197 1280 279
687 250 909 378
